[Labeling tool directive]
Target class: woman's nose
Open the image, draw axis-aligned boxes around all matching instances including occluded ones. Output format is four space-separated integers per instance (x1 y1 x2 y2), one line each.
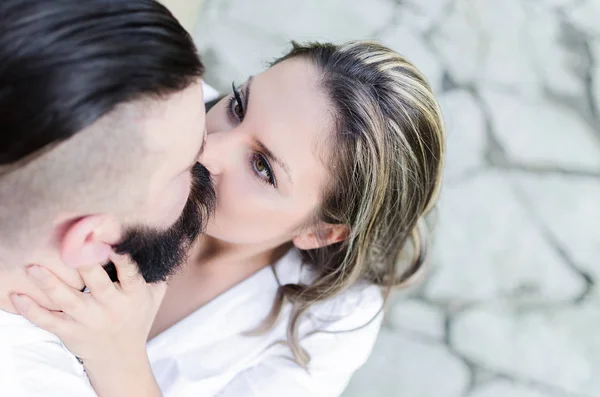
198 130 230 176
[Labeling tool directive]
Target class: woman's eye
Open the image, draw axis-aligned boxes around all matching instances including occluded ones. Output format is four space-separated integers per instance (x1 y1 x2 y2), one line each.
255 157 266 172
233 101 244 120
228 81 245 122
251 153 276 187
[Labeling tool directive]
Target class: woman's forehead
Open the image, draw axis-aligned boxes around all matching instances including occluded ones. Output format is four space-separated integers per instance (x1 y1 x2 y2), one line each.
249 59 333 189
251 59 331 142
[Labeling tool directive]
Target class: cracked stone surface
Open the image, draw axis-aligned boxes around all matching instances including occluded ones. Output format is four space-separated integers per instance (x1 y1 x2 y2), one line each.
343 330 469 397
481 89 600 170
396 0 452 33
593 41 600 118
387 300 445 341
429 0 485 86
475 0 543 90
192 0 600 396
452 303 600 396
528 4 587 98
514 174 600 282
425 171 586 305
431 0 594 100
540 0 583 9
438 89 486 181
468 380 567 397
567 0 600 37
225 0 397 43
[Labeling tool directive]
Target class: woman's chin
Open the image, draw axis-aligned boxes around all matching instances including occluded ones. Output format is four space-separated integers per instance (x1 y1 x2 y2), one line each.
202 220 229 241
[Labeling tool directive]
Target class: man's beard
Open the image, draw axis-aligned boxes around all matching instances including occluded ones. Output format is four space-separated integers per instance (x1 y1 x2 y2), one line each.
103 162 216 283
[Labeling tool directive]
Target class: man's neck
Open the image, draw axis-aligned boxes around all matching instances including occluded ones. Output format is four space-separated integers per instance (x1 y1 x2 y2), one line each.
0 253 85 314
0 263 32 314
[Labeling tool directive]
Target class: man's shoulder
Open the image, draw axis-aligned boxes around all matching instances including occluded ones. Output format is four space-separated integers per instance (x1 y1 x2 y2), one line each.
0 310 96 397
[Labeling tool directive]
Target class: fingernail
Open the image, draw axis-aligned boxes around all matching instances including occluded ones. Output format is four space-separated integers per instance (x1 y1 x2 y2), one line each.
10 294 30 312
27 265 50 283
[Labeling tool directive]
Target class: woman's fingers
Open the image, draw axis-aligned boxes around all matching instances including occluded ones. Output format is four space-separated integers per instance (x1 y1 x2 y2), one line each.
110 253 145 294
77 264 119 302
10 294 72 336
25 265 86 319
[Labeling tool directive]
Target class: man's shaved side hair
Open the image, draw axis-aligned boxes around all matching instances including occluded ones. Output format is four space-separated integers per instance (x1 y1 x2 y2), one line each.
0 103 150 251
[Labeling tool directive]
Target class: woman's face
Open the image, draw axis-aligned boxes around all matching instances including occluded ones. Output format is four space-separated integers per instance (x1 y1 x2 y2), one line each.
201 58 334 247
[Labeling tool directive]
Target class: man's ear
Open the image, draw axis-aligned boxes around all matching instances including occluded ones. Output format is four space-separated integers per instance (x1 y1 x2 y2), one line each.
292 223 349 251
59 214 121 268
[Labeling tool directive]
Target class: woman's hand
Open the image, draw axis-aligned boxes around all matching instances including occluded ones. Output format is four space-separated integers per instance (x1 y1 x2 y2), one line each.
10 254 165 397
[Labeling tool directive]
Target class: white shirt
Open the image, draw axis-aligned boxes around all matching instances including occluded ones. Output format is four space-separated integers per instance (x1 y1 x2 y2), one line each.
0 309 96 397
147 249 384 397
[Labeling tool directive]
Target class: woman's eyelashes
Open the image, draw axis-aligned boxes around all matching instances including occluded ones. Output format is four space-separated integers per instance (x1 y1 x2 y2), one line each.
228 82 245 122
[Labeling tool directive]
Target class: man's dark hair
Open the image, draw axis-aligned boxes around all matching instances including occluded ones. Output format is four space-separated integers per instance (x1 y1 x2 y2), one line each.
0 0 204 165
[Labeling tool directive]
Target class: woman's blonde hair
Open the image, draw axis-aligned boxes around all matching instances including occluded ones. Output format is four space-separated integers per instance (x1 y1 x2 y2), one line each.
258 41 445 367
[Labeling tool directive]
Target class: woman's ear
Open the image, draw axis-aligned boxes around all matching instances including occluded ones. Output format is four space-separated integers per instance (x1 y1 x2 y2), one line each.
59 214 121 268
292 223 349 250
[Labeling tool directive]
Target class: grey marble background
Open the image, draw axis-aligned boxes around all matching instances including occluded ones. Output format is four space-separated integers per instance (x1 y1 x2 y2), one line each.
191 1 600 396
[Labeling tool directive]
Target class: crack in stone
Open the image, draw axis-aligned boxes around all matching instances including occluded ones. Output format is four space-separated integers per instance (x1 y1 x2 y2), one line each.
444 167 487 185
441 70 460 92
473 82 600 174
492 162 600 178
444 311 593 397
426 75 509 168
423 0 456 40
445 313 477 397
420 0 460 96
424 0 457 40
581 39 599 127
443 312 452 345
370 0 420 39
556 11 600 141
392 294 589 396
510 182 595 303
470 88 508 165
489 373 591 397
390 314 477 397
452 348 566 396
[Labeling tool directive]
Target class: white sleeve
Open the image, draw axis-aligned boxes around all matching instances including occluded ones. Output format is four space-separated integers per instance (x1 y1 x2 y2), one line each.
215 286 383 397
0 339 98 397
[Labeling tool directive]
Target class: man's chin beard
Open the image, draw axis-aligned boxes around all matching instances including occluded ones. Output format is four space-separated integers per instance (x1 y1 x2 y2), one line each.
103 162 216 283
